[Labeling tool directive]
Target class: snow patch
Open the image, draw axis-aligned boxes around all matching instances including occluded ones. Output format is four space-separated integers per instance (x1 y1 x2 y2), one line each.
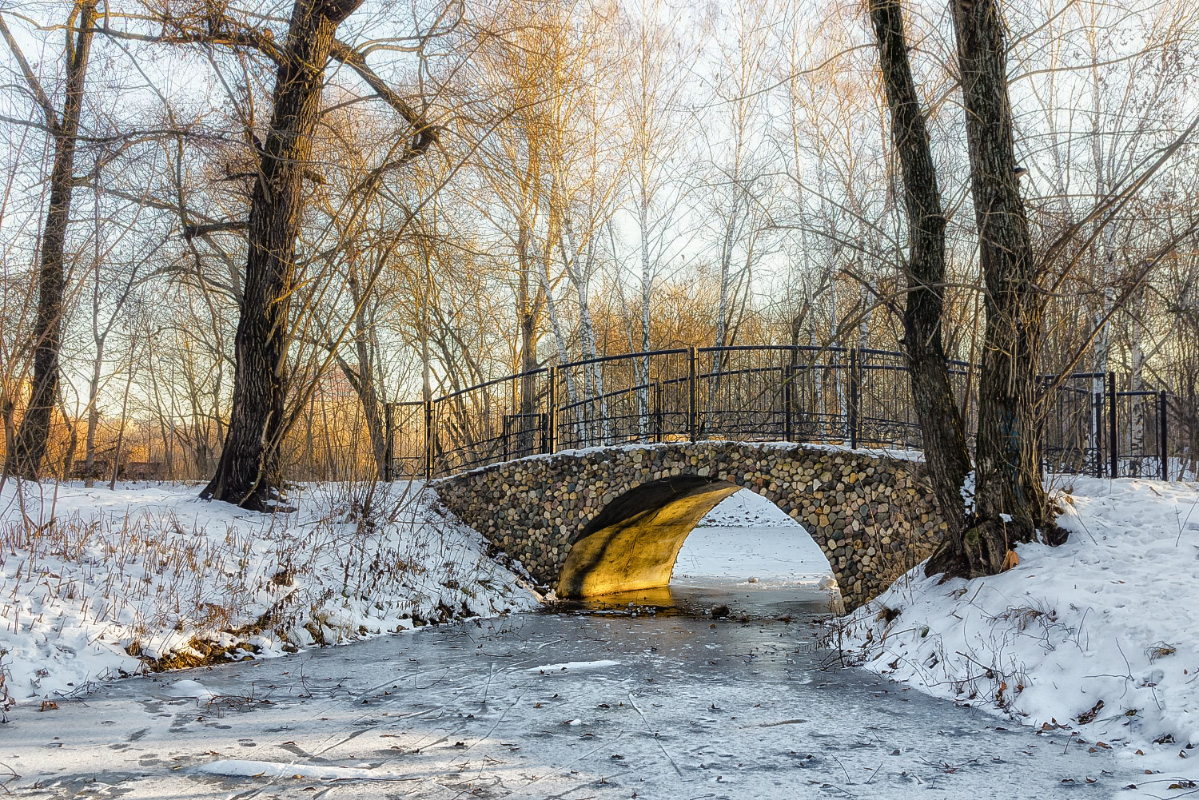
528 660 621 673
676 490 834 586
195 759 388 781
162 679 215 700
960 470 975 513
837 476 1199 789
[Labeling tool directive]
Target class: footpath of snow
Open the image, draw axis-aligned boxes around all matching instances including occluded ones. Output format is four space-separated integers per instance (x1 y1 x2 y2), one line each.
0 480 537 708
458 439 923 478
839 476 1199 791
696 487 803 528
675 489 837 590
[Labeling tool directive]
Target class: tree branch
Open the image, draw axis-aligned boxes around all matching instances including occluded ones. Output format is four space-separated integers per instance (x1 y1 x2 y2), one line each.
1038 218 1199 401
0 12 60 130
95 21 284 64
182 220 249 240
328 40 439 160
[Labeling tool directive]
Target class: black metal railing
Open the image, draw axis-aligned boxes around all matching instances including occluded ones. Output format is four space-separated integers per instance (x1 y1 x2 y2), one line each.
382 346 1183 482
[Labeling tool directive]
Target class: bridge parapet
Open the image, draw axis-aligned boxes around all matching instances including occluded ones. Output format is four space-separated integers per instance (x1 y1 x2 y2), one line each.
434 441 947 611
388 346 1174 483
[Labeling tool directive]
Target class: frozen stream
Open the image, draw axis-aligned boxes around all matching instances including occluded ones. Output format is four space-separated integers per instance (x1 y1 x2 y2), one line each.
5 493 1140 798
6 600 1140 798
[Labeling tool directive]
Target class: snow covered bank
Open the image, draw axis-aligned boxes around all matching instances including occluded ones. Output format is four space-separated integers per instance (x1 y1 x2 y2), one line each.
839 476 1199 791
696 486 809 528
0 480 537 708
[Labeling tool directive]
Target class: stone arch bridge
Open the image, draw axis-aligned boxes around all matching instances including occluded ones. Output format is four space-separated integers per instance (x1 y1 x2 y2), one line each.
434 442 947 611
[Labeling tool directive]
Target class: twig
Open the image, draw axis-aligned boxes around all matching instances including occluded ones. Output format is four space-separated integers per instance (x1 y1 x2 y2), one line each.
627 692 684 778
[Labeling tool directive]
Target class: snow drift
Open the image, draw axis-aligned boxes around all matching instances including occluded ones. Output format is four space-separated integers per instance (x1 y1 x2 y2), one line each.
838 476 1199 789
0 479 536 707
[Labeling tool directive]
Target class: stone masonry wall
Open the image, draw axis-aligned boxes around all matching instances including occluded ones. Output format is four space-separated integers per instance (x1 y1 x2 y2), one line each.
434 442 947 610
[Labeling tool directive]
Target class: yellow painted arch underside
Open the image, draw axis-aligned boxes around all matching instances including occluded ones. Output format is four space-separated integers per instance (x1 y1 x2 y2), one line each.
557 481 742 598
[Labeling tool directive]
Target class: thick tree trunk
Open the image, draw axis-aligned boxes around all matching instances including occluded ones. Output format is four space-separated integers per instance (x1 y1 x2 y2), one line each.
58 398 78 481
519 309 539 396
638 200 653 436
949 0 1049 572
514 222 545 453
517 315 540 453
561 220 606 437
354 335 387 479
1 397 15 481
4 1 97 479
202 0 363 510
867 0 973 549
335 352 386 476
537 236 574 392
339 266 388 476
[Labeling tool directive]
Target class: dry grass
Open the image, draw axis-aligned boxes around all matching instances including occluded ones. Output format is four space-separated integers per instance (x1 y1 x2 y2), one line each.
0 479 530 692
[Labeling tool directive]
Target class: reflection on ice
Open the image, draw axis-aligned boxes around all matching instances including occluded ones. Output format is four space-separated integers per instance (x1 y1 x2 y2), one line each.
562 581 840 619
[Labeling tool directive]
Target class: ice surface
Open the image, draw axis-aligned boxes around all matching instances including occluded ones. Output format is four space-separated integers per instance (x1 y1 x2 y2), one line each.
194 760 389 780
4 611 1143 798
163 679 215 700
5 470 1195 797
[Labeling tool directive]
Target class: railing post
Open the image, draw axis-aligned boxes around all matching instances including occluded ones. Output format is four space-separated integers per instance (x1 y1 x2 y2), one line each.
783 364 794 442
653 381 663 442
547 366 558 455
1093 388 1104 478
1160 390 1169 480
848 348 860 449
1034 380 1046 479
383 402 394 482
423 398 434 481
1108 371 1118 479
688 346 698 442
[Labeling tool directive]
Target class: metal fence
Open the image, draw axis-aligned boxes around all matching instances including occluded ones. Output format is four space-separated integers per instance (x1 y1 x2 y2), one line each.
384 346 1182 482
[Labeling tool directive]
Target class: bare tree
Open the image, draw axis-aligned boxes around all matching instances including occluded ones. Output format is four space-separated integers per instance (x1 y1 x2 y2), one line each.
948 0 1049 571
612 0 697 428
700 0 775 360
80 184 152 485
138 0 441 508
1 0 98 479
867 0 972 552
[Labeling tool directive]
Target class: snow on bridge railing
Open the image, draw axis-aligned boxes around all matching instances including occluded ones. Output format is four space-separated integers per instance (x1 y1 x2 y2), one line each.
380 346 1181 482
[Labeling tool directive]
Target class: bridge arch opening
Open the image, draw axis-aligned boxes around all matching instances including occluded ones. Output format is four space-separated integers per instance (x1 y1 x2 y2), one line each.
671 489 836 594
557 477 840 608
